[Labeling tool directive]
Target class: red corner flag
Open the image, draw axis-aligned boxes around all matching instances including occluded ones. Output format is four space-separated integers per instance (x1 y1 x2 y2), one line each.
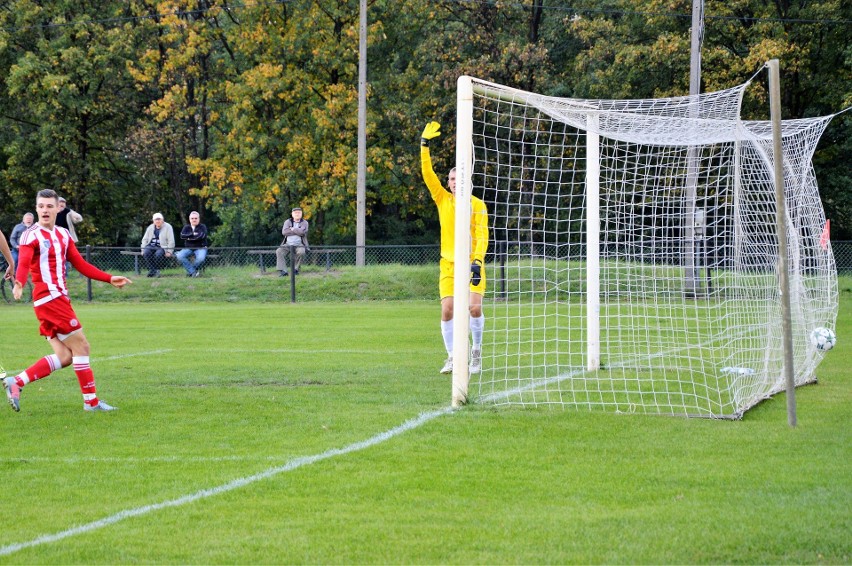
819 219 831 250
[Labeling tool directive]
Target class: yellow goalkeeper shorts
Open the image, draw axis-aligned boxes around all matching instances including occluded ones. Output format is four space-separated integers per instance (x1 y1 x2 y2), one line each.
439 257 486 300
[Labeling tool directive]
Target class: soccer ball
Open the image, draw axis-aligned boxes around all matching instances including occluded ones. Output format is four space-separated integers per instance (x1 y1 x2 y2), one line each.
809 327 836 351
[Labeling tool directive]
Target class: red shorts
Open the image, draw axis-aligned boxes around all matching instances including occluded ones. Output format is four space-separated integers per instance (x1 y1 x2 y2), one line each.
34 296 83 339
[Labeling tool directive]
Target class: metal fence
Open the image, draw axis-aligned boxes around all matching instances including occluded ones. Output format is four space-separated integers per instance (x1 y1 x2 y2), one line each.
834 240 852 274
78 244 442 275
76 241 852 275
3 241 850 304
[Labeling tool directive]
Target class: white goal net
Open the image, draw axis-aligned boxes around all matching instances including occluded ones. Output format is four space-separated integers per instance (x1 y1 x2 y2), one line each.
454 72 838 418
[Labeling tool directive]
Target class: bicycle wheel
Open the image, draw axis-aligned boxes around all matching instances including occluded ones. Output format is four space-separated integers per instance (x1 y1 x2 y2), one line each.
0 273 32 303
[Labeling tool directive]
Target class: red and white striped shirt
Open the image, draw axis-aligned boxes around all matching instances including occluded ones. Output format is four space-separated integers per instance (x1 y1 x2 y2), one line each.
15 224 112 306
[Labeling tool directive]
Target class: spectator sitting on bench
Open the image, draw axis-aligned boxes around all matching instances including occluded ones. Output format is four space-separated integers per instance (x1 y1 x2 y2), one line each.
176 211 209 278
276 206 310 276
141 213 175 278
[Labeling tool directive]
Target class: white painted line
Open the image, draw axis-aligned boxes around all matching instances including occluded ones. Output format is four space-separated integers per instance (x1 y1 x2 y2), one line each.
99 349 174 361
0 406 453 557
3 349 175 376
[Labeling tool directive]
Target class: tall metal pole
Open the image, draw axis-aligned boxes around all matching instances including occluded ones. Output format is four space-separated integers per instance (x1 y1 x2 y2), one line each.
689 0 703 96
768 59 797 427
355 0 367 267
683 0 703 296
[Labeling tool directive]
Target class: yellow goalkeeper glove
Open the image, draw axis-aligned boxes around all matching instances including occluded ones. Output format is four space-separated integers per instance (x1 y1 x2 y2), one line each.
421 121 441 146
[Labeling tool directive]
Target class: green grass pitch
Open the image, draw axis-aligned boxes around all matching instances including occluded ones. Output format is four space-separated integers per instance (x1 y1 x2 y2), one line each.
0 298 849 563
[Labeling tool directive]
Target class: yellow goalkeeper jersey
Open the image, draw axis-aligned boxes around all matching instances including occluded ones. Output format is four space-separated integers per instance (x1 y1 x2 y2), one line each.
421 146 489 263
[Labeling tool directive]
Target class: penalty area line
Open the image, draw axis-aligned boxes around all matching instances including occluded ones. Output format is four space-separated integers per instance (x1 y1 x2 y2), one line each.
0 406 453 557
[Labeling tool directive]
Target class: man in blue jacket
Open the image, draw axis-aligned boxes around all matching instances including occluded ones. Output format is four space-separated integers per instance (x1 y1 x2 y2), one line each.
176 211 209 277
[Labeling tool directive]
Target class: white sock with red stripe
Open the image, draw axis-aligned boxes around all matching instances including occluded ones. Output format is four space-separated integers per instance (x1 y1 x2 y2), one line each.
15 354 62 387
72 356 99 407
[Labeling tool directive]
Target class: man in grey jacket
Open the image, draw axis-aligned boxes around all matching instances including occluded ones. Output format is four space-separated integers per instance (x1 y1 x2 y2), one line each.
276 207 310 276
140 213 175 277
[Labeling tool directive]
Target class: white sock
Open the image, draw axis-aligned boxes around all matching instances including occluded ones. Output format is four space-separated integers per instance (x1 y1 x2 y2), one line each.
470 315 485 351
441 319 453 356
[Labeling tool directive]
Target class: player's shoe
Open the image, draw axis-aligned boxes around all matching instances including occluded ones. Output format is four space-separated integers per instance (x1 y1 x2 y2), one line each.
440 357 453 374
84 400 117 412
3 376 21 412
469 349 482 374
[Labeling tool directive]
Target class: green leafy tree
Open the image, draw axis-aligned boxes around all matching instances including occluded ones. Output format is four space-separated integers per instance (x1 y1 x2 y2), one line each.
0 1 150 244
125 0 239 238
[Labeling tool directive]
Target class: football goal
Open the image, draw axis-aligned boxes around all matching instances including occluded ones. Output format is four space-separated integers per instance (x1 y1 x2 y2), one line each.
451 68 838 418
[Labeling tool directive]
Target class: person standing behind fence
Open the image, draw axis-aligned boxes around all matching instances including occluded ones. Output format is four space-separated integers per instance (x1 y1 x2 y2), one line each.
9 212 34 265
55 197 83 243
141 213 175 278
176 211 209 277
276 207 310 277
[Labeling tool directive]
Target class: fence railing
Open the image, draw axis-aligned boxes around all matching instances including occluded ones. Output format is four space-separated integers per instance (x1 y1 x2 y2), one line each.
79 244 442 274
5 240 849 277
75 242 852 274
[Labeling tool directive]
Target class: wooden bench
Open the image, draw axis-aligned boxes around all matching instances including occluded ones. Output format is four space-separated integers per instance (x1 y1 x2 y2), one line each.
247 248 347 273
120 250 219 275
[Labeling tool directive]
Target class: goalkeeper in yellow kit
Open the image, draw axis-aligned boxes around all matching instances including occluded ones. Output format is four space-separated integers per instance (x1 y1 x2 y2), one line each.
420 121 489 375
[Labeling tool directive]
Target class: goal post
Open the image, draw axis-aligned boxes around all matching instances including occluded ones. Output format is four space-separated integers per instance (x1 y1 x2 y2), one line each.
585 114 601 372
453 71 838 417
451 75 474 408
767 59 797 426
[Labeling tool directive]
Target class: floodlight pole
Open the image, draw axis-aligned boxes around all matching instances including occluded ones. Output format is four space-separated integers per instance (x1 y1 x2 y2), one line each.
355 0 367 267
684 0 703 296
689 0 703 96
768 59 797 427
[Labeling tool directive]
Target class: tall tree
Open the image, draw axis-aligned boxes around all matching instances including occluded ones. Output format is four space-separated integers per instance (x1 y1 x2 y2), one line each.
0 0 150 244
125 0 237 235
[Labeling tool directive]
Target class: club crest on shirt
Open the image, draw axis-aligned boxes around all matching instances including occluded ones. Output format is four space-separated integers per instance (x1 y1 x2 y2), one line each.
42 239 51 249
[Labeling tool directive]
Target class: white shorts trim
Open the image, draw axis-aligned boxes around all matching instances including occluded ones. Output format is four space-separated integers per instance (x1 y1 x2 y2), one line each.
55 328 83 341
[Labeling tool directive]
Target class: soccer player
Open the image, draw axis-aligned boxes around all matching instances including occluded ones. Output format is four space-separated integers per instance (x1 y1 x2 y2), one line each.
4 189 132 413
420 121 489 375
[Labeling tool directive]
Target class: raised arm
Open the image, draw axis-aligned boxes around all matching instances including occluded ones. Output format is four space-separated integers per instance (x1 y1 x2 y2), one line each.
420 121 446 204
